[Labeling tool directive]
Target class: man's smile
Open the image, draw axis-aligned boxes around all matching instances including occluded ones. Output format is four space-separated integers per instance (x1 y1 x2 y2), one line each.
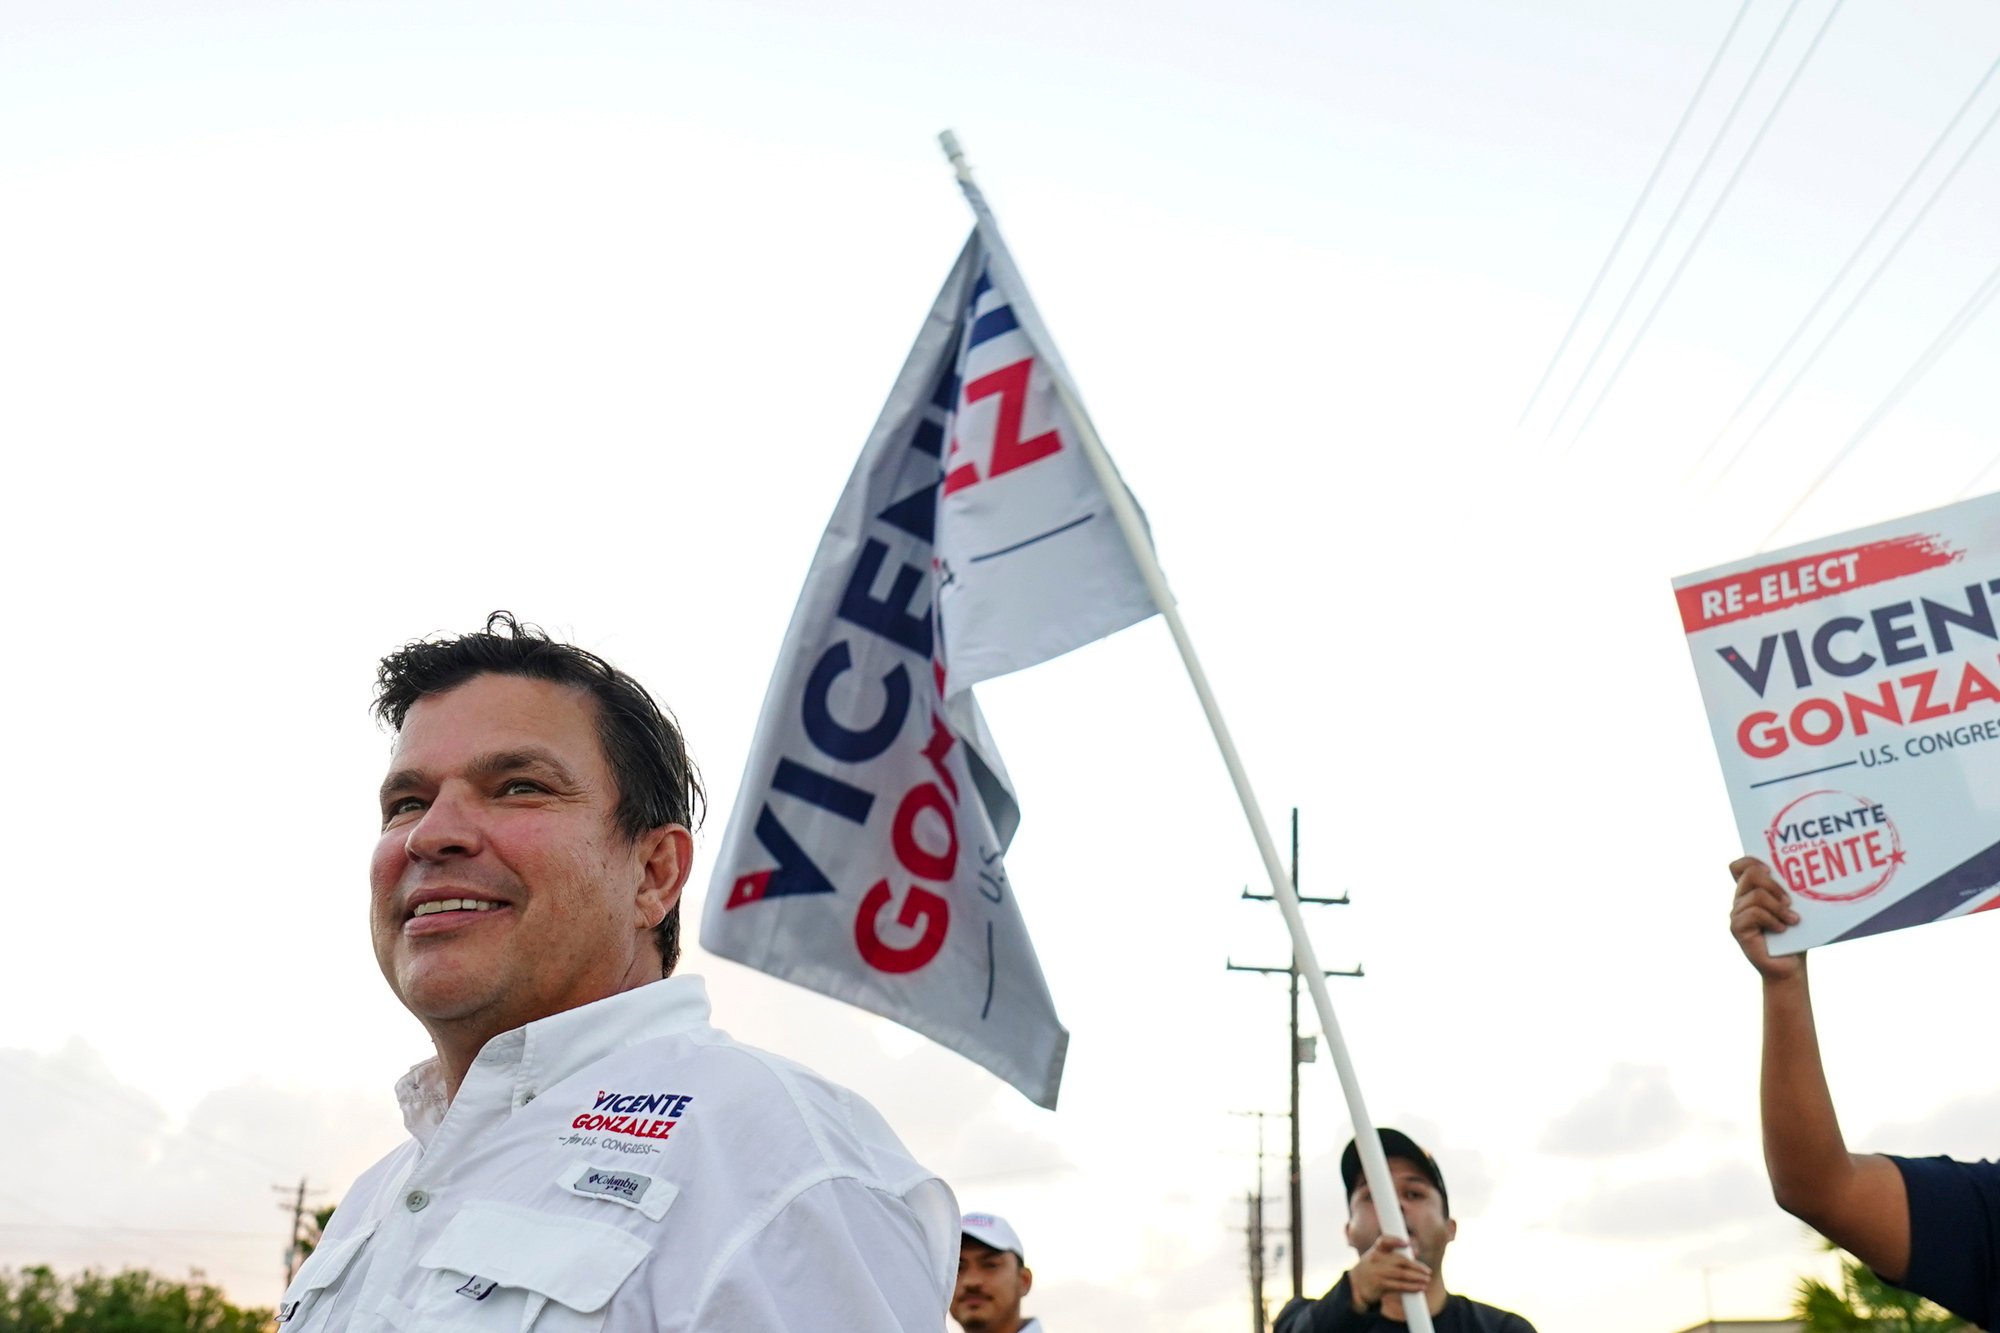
401 890 514 935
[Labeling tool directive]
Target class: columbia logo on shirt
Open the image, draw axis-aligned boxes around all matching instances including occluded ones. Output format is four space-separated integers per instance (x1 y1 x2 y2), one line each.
456 1276 498 1301
574 1168 652 1203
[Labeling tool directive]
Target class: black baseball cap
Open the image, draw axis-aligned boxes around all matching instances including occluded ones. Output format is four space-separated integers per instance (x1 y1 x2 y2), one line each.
1341 1128 1449 1215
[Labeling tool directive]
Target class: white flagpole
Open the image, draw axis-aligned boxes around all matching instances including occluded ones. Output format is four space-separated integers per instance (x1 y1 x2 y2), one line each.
938 130 1436 1333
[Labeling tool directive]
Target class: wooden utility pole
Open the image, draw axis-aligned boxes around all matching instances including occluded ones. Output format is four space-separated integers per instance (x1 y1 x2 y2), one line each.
1236 1111 1271 1332
274 1178 321 1292
1227 808 1356 1301
1248 1186 1266 1332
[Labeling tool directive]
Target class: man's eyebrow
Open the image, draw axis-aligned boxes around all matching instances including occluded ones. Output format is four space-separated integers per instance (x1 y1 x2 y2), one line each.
379 768 427 806
469 748 582 788
377 749 582 805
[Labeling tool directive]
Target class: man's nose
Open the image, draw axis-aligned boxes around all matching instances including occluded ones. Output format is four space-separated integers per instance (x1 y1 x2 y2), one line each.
405 784 484 862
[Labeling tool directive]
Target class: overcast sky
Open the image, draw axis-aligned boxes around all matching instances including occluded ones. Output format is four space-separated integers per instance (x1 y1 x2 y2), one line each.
5 3 2000 1331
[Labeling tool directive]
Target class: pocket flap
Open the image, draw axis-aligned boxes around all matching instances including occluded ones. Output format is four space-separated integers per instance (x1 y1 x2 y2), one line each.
418 1201 649 1313
291 1220 378 1294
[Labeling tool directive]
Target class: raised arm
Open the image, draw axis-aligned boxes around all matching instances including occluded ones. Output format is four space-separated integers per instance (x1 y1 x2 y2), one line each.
1730 855 1909 1278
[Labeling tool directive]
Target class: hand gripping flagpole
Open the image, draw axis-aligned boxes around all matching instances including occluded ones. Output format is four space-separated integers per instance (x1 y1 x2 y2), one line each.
938 130 1435 1333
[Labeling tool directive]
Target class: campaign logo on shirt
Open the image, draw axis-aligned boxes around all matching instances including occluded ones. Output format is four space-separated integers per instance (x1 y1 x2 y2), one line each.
558 1090 695 1155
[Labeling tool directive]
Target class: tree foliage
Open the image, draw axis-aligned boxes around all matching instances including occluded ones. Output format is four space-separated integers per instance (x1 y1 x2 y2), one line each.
0 1266 270 1333
1794 1245 1966 1332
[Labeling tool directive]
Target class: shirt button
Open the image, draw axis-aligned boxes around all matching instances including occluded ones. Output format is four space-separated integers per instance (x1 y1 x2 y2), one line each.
405 1190 430 1212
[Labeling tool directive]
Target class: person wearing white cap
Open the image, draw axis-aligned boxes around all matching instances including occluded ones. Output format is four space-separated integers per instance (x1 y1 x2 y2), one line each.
953 1211 1043 1333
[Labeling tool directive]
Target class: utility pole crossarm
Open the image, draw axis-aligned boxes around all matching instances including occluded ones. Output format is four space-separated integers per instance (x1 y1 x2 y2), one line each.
1226 960 1364 979
1242 887 1349 906
1223 807 1357 1308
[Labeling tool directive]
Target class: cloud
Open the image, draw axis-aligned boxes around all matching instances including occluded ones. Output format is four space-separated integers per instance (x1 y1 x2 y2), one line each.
1868 1086 2000 1162
1038 1244 1246 1331
1539 1064 1696 1158
1553 1160 1769 1239
1675 1211 1811 1269
0 1041 402 1306
933 1110 1077 1197
1297 1119 1498 1225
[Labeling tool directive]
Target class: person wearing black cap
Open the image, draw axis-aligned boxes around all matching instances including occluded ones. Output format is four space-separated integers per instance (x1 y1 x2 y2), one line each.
1273 1130 1535 1332
953 1211 1043 1333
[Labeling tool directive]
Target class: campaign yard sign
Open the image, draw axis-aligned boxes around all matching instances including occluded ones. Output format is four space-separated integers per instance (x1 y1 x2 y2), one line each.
1676 492 2000 954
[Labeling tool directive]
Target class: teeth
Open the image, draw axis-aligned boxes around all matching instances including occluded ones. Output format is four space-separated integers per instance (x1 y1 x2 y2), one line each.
412 899 498 918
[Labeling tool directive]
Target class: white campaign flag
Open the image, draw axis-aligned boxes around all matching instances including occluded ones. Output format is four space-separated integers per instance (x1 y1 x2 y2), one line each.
934 265 1158 694
700 232 1158 1108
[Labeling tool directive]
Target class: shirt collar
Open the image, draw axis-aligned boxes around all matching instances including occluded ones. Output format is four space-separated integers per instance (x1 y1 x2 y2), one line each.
393 975 714 1146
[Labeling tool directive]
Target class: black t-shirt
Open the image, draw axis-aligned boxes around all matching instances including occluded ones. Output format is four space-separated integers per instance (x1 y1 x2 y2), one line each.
1889 1154 2000 1328
1272 1275 1536 1333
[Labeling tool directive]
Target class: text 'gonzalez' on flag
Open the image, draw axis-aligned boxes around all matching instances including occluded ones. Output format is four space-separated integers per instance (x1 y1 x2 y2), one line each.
699 230 1157 1109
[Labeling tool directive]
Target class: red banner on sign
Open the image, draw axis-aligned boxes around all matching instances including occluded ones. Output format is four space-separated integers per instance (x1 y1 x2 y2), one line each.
1676 534 1962 633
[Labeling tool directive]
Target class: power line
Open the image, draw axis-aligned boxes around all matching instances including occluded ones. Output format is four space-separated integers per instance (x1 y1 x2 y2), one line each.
949 1162 1076 1186
0 1222 276 1241
1763 254 2000 547
1958 444 2000 499
1566 0 1849 450
1514 0 1758 432
0 1187 70 1227
1543 0 1815 443
1703 61 2000 484
4 1056 296 1180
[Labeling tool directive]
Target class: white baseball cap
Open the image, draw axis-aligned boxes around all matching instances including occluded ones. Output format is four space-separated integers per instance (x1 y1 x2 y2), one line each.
960 1211 1025 1261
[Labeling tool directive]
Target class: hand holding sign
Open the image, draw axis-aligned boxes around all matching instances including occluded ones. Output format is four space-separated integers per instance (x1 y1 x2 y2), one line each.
1728 855 1803 983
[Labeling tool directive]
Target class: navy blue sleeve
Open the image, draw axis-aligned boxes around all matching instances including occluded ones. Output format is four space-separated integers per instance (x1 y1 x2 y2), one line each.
1273 1275 1373 1332
1889 1153 2000 1328
1272 1295 1316 1333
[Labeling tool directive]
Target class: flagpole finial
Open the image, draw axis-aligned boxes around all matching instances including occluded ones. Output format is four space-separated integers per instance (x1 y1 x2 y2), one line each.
937 129 974 185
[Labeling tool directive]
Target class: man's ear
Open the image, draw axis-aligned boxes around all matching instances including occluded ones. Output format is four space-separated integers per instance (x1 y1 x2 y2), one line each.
1445 1217 1458 1246
634 825 694 928
1018 1263 1033 1297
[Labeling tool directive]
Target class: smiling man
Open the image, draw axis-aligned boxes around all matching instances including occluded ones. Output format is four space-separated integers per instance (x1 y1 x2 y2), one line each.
1273 1131 1534 1333
279 613 957 1331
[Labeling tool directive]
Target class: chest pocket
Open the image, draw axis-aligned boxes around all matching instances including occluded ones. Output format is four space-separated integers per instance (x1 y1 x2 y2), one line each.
412 1201 650 1333
277 1221 378 1331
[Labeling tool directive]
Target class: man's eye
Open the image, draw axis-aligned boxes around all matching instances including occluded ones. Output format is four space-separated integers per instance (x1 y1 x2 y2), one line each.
383 796 425 821
501 779 545 796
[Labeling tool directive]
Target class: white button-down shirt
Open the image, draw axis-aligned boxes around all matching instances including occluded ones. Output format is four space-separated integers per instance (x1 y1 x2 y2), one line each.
280 977 957 1331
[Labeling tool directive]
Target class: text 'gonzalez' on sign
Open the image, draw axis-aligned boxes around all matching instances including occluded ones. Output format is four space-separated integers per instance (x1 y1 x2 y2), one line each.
1710 578 2000 759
